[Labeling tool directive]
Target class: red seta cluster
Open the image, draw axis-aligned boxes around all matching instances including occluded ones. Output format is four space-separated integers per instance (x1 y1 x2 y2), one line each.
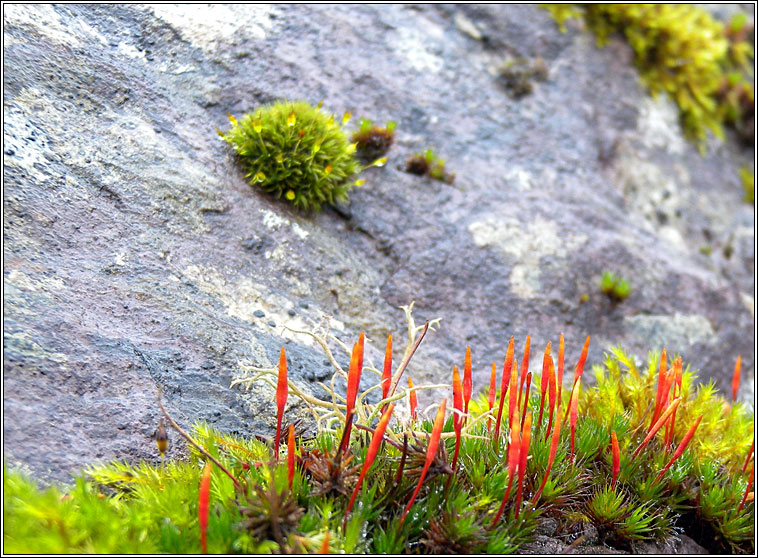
262 331 740 533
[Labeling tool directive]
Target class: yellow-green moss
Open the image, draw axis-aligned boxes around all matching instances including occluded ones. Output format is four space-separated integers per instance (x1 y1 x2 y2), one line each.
541 4 755 149
219 101 362 211
740 166 754 203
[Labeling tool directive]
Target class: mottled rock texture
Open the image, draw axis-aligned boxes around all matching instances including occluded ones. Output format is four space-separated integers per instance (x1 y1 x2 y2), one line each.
4 4 754 492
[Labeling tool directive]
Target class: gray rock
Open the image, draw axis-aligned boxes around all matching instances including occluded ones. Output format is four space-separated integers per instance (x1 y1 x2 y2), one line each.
517 534 566 554
534 516 559 537
3 3 754 496
677 534 711 555
631 534 709 554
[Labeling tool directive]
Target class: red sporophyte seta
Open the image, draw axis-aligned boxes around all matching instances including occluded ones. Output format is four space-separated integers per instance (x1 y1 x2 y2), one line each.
408 377 417 421
738 470 753 513
488 362 497 432
451 365 463 472
651 354 678 429
567 378 581 463
275 347 288 461
493 337 514 444
508 359 520 437
652 349 668 422
544 352 557 441
611 431 620 490
562 336 591 426
382 334 392 401
400 398 447 526
538 343 552 427
563 336 590 463
463 346 473 422
742 439 754 473
633 398 681 458
517 336 531 411
656 415 702 482
665 361 683 447
198 463 212 554
571 336 591 387
515 412 533 518
491 409 521 528
732 355 742 402
340 332 364 454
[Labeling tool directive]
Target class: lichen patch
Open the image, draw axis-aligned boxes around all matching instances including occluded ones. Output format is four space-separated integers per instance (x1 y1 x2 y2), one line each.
179 264 322 348
6 270 65 293
4 5 107 49
4 332 69 363
624 313 715 348
392 25 444 74
739 292 754 317
637 96 686 155
148 4 275 52
116 42 146 60
469 216 587 299
261 210 310 241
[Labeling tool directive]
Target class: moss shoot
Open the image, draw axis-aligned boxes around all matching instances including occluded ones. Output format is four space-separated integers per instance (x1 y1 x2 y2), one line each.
599 270 631 301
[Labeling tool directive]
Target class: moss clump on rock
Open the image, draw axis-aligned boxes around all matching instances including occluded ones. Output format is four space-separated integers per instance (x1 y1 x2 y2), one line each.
220 101 362 211
541 4 755 148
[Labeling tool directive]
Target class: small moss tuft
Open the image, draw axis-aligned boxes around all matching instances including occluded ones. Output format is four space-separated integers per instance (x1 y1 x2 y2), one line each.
599 271 631 301
498 57 549 99
405 148 455 183
351 119 396 162
220 101 362 211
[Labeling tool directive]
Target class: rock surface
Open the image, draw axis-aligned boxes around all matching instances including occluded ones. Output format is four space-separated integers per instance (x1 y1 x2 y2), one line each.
3 3 754 498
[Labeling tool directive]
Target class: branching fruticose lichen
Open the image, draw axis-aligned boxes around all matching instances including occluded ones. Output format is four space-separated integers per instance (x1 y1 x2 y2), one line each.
4 305 754 554
541 4 755 148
